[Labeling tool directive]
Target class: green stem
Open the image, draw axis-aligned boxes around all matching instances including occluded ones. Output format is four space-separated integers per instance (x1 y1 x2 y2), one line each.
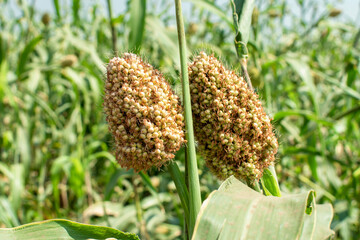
234 40 253 91
174 0 201 237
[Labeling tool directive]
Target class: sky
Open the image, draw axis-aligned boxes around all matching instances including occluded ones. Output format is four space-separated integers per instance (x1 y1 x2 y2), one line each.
5 0 360 26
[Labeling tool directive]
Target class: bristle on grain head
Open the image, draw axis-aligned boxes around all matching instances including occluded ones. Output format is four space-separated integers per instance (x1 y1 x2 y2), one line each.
104 53 185 172
188 52 278 182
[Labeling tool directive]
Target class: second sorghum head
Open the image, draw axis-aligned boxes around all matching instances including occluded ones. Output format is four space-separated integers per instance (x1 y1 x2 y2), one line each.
189 52 278 182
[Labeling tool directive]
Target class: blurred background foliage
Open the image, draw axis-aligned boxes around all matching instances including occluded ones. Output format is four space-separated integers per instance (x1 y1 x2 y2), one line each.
0 0 359 239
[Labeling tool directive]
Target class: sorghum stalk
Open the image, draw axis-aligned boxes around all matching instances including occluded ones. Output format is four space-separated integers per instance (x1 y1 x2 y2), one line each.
174 0 202 238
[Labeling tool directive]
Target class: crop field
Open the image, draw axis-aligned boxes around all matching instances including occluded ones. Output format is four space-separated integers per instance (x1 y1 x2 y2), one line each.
0 0 359 239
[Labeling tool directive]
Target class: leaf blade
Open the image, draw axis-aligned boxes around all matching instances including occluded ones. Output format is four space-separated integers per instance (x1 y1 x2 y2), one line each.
0 219 139 240
128 0 146 53
193 176 334 240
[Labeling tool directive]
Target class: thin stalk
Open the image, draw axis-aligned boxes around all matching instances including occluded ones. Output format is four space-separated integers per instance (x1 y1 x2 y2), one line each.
174 0 201 237
240 54 253 91
106 0 117 52
334 105 360 120
234 40 253 91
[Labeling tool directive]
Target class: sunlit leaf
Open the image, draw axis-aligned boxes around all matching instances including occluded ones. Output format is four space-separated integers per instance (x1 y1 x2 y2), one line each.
193 176 334 240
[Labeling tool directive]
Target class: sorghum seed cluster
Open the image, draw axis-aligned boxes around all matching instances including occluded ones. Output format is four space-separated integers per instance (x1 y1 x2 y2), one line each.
189 52 278 181
104 53 185 172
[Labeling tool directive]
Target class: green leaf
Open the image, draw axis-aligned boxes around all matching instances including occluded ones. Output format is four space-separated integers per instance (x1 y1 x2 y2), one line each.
128 0 146 53
261 168 281 197
193 176 334 240
72 0 81 24
17 35 43 77
0 219 139 240
167 161 190 230
53 0 61 20
231 0 255 45
112 14 125 25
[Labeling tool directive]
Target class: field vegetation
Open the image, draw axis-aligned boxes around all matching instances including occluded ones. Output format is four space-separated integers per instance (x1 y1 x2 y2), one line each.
0 0 359 239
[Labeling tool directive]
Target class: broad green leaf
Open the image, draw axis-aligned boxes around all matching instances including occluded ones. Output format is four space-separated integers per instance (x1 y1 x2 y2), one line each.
0 219 139 240
128 0 146 53
192 176 334 240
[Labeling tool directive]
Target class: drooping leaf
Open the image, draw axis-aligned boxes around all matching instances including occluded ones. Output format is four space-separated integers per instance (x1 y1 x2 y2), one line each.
0 219 139 240
192 176 334 240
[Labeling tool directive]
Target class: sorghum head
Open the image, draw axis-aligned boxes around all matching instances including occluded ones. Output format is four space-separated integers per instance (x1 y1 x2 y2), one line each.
189 52 278 182
104 53 185 171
